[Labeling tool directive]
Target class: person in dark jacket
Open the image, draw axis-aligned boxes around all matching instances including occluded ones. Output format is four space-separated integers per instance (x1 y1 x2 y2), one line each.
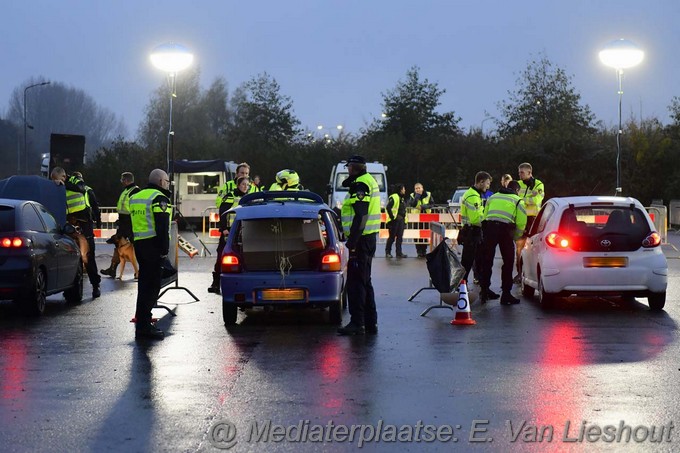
208 176 250 294
385 183 407 258
129 169 172 340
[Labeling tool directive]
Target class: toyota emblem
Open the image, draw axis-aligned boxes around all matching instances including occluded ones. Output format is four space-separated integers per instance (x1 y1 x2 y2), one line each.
600 239 612 247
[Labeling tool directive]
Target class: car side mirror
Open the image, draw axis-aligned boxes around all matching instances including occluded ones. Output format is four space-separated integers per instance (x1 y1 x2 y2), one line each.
326 183 332 196
62 223 76 235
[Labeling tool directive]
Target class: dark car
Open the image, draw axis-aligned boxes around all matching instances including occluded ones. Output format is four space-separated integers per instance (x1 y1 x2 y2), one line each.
0 198 83 315
220 191 347 325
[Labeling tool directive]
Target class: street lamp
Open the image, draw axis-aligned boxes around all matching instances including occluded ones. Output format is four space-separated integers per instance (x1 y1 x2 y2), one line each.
150 42 194 187
23 81 50 174
599 38 644 195
316 124 343 143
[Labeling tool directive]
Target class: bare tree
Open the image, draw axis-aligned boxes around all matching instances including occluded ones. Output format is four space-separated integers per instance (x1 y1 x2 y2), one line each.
6 77 127 173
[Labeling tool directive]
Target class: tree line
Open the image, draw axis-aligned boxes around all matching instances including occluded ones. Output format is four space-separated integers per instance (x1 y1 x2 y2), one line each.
2 54 680 208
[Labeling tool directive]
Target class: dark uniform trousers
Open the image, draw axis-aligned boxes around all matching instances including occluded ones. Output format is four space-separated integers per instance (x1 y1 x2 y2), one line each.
69 214 101 288
134 239 163 325
347 232 377 327
460 225 483 282
385 218 405 255
479 220 516 293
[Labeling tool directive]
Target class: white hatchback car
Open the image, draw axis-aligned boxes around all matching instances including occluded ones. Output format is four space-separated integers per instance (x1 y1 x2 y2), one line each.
520 196 667 310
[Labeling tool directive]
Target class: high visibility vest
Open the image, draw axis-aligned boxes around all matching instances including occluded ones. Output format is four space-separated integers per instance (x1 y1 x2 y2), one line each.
130 188 172 241
518 178 544 217
340 173 381 237
388 193 400 219
484 192 528 240
117 185 139 215
221 193 242 228
217 180 257 207
408 192 432 213
66 190 87 214
460 187 483 227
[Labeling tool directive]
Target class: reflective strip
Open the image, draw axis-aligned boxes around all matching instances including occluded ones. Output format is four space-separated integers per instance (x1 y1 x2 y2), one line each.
66 190 87 214
130 190 163 240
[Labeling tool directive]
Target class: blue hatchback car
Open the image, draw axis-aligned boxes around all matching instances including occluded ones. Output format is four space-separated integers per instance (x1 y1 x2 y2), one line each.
220 191 347 325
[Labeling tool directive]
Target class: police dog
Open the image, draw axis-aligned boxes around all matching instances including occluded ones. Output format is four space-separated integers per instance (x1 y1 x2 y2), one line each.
112 234 138 280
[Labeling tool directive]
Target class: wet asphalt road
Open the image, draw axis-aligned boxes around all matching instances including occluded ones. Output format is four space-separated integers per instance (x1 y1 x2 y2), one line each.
2 235 680 453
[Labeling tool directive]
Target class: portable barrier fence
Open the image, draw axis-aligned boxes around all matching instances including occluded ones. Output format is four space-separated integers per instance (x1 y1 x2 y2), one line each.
645 205 668 244
379 205 460 247
202 207 221 244
94 206 118 243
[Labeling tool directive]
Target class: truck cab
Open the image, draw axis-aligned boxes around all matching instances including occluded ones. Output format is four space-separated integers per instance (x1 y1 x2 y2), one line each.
326 161 388 213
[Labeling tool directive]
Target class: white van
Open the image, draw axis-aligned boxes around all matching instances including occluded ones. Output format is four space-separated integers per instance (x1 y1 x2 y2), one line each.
326 161 388 212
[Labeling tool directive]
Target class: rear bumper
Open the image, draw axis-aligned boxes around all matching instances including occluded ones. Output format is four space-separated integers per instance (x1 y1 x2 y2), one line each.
221 271 344 305
540 252 667 295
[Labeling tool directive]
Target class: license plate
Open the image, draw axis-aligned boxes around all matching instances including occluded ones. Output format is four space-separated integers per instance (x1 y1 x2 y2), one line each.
259 289 306 301
583 257 628 268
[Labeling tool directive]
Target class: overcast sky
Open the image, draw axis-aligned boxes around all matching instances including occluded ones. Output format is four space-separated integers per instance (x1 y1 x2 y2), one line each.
2 0 679 139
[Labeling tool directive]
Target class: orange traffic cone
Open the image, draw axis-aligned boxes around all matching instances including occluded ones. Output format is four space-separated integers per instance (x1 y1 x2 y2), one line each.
451 280 476 326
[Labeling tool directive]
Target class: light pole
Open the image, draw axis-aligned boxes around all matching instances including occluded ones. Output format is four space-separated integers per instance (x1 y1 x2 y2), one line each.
150 43 194 192
480 116 492 135
23 81 50 174
599 38 644 195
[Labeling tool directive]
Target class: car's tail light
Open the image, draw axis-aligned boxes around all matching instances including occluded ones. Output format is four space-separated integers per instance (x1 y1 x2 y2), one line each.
0 237 27 248
546 232 570 249
642 232 661 248
221 254 241 273
320 252 341 271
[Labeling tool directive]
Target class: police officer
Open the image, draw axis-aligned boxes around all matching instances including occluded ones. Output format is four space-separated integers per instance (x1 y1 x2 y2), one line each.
101 172 140 277
478 180 527 305
66 172 101 298
129 169 172 340
273 169 303 191
514 163 545 283
459 171 497 299
385 183 407 258
208 176 251 294
408 183 434 258
216 162 259 208
337 155 381 335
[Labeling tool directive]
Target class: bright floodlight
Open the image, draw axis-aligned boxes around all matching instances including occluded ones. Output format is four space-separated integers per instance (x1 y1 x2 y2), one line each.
599 39 644 69
150 43 194 73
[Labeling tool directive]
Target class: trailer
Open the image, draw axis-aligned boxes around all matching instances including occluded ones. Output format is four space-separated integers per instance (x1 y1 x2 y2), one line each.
173 159 236 225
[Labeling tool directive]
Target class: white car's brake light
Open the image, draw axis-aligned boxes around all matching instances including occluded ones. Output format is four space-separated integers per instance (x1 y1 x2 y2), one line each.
642 232 661 248
546 232 570 249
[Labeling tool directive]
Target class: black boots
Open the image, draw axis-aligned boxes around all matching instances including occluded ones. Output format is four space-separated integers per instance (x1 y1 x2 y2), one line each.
100 264 118 278
480 288 500 303
337 322 365 335
501 292 520 305
135 323 164 340
207 272 221 294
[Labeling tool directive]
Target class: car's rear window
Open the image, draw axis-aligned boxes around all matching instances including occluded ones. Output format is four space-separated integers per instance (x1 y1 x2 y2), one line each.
0 207 16 232
236 217 329 271
558 206 651 252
